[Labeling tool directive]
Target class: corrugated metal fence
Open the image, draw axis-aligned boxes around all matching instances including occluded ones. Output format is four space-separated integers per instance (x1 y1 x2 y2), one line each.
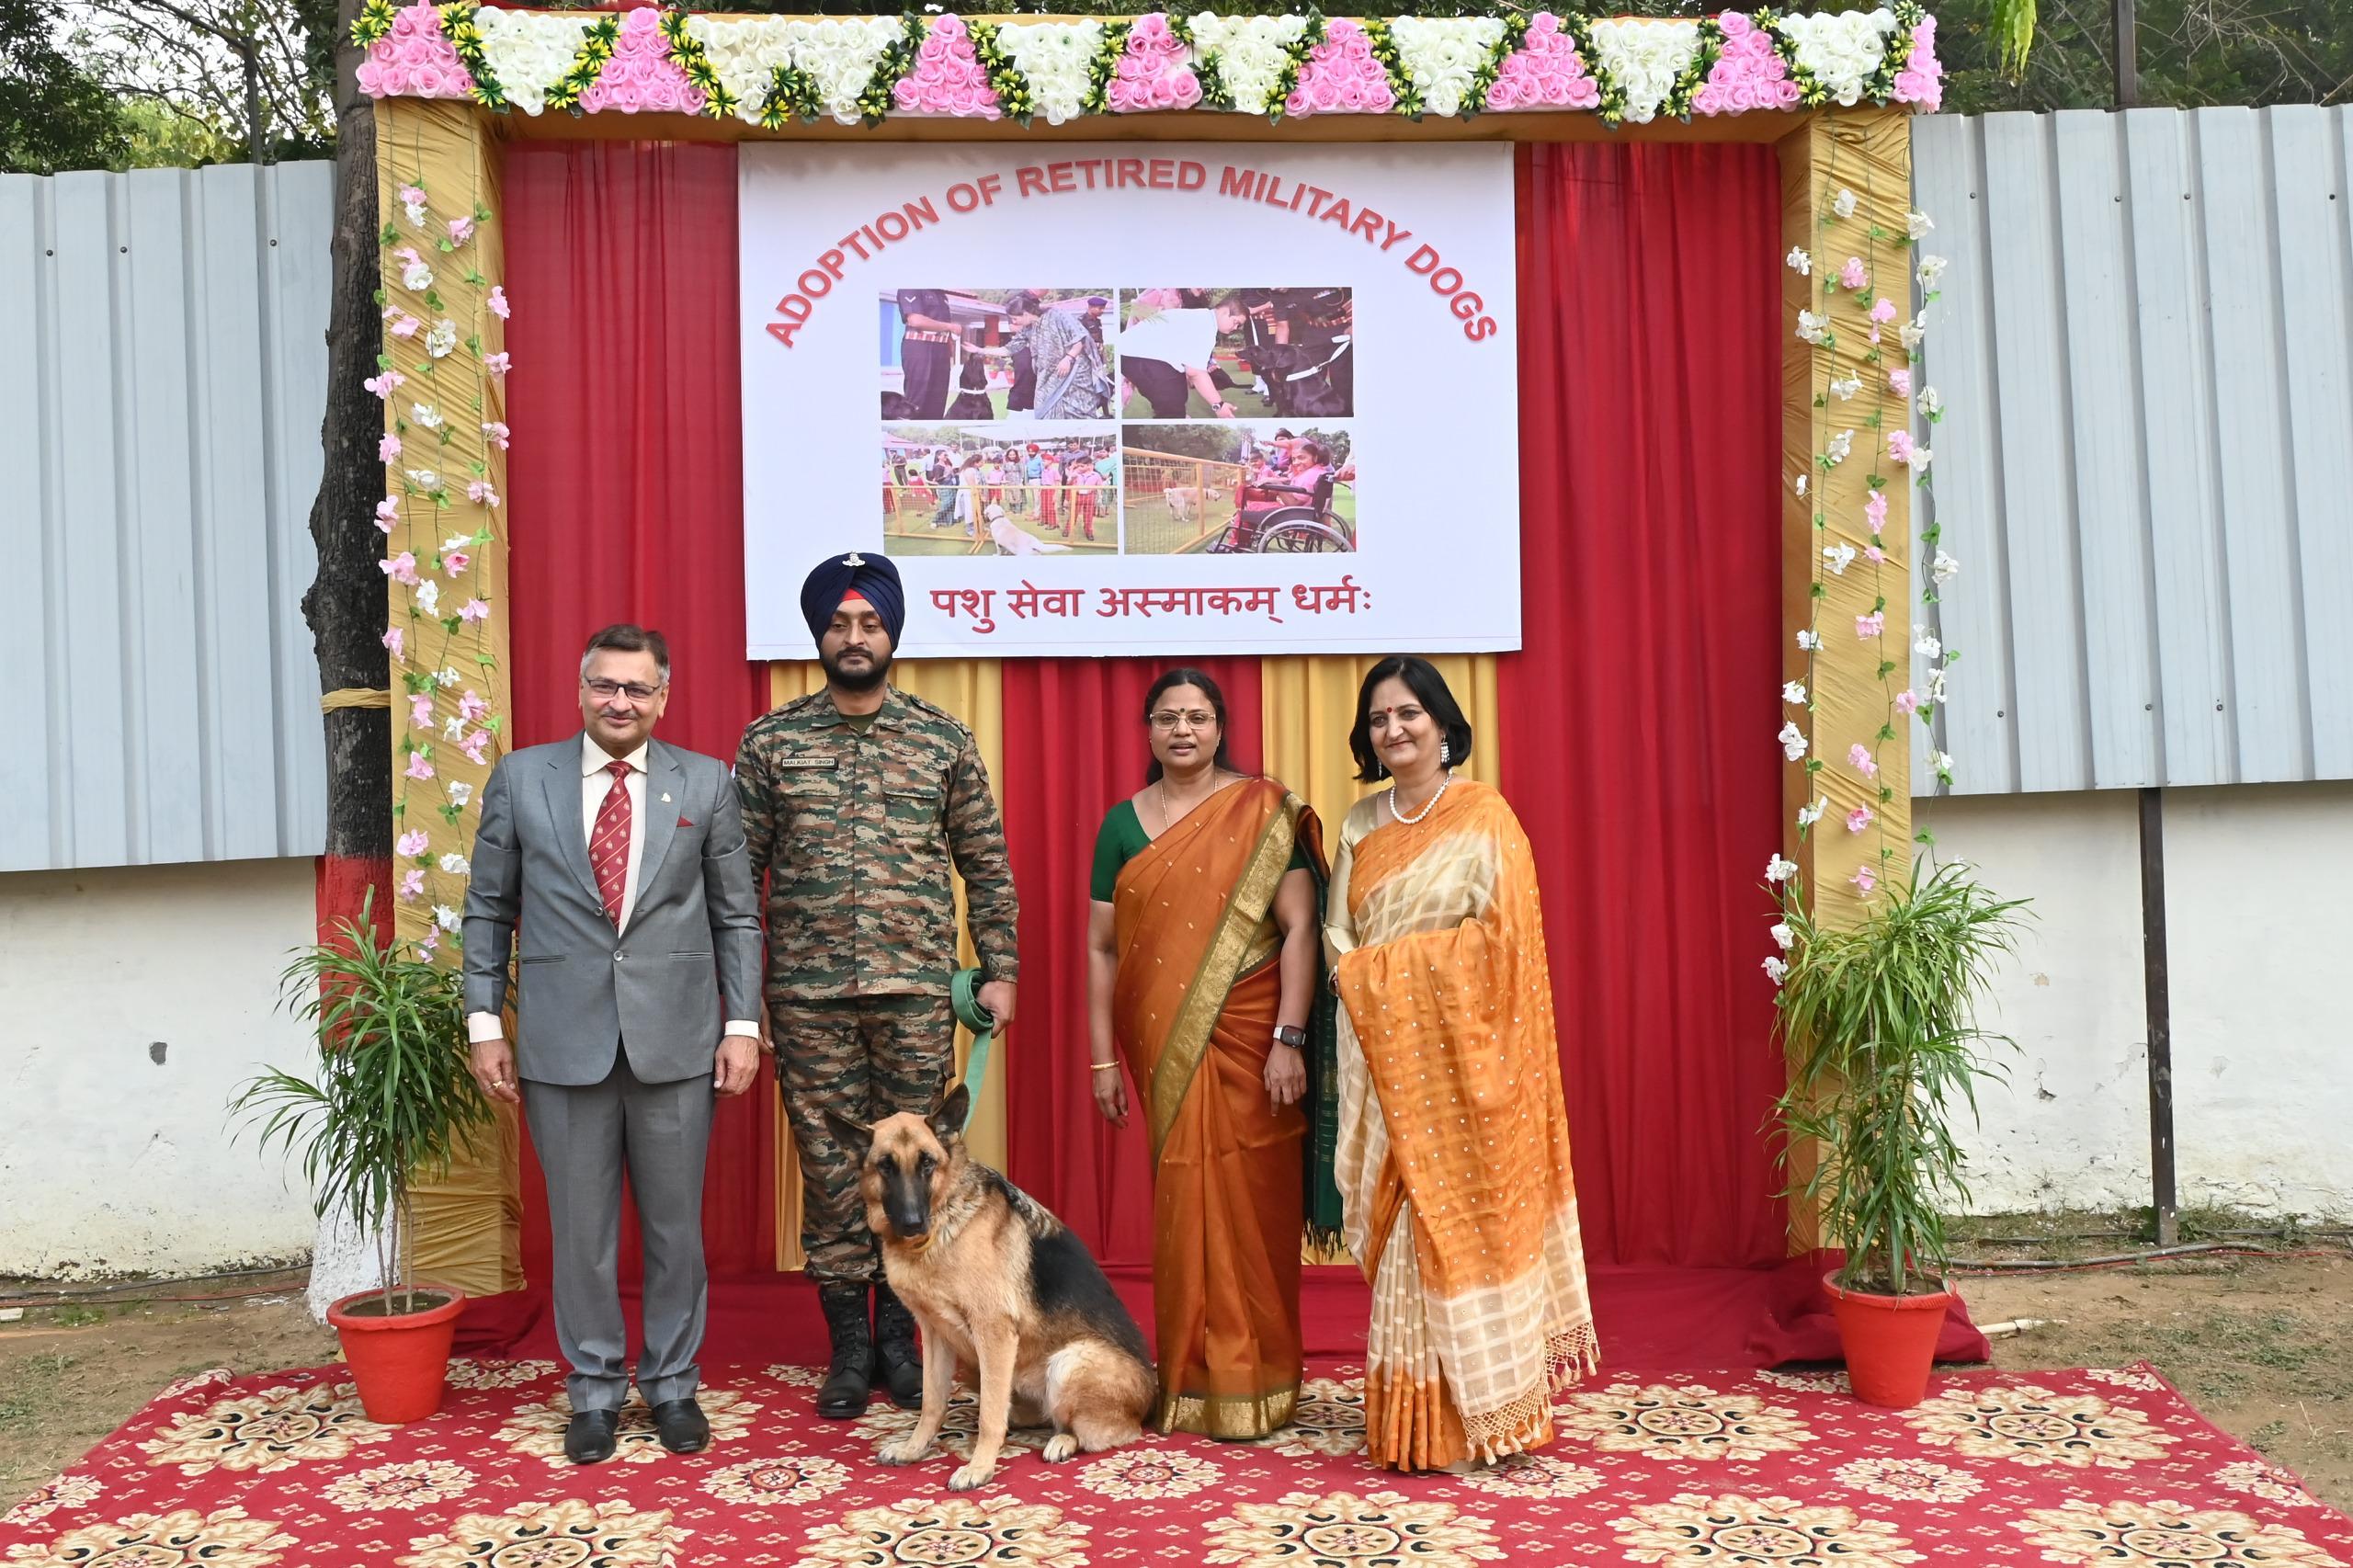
0 162 332 872
1914 107 2353 795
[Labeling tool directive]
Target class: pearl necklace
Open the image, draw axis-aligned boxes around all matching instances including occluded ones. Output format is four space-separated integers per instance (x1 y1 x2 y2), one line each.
1389 768 1453 825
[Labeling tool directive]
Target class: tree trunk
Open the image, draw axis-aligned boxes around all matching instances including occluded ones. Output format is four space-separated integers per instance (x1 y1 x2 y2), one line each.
301 0 390 941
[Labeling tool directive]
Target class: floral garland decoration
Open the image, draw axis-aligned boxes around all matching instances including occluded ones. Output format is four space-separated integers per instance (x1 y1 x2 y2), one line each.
542 12 620 116
985 20 1116 127
1776 4 1899 108
437 3 503 109
470 6 589 115
1579 15 1714 127
662 8 735 120
1106 13 1201 111
1179 11 1319 120
353 0 396 50
1293 18 1399 118
1081 20 1132 117
758 60 824 126
965 20 1038 127
1383 16 1517 120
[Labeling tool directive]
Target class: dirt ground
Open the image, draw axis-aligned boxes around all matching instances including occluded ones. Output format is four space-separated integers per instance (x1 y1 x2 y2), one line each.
5 1253 2349 1514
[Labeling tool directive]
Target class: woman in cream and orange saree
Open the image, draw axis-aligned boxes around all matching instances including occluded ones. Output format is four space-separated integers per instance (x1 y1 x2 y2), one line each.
1086 668 1332 1438
1325 656 1599 1472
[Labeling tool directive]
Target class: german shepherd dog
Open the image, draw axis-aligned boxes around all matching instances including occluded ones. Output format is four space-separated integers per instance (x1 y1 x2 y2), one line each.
829 1084 1156 1491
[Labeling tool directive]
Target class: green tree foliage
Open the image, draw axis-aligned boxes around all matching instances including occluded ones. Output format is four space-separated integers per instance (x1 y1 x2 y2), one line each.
1938 0 2351 111
0 0 131 173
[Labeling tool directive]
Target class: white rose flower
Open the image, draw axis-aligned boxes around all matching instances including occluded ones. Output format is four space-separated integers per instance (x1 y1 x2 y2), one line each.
688 16 797 123
1189 13 1309 115
1823 543 1857 575
1930 749 1955 776
1914 630 1941 659
434 903 463 933
1779 721 1809 761
1797 797 1827 826
1832 185 1858 220
1899 313 1928 351
1778 10 1896 107
1770 921 1794 951
1829 374 1862 401
1795 309 1831 346
1932 550 1961 583
1917 385 1942 417
439 852 472 875
1782 680 1808 704
401 257 433 291
425 319 458 359
998 20 1106 124
477 9 594 115
416 579 441 618
1916 254 1949 289
1766 854 1799 884
1392 17 1505 118
1586 17 1700 124
1907 210 1935 240
1763 955 1790 984
1786 246 1813 276
1797 629 1823 651
410 402 443 429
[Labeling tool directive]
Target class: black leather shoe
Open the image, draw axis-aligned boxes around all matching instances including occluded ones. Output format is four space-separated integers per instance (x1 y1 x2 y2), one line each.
564 1408 620 1464
873 1281 925 1412
815 1283 875 1420
651 1397 710 1454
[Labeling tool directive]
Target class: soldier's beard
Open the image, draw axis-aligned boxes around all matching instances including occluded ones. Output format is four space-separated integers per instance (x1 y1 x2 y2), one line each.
822 646 892 694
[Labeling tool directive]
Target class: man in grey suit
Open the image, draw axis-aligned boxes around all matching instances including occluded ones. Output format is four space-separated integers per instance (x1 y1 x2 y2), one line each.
462 623 764 1464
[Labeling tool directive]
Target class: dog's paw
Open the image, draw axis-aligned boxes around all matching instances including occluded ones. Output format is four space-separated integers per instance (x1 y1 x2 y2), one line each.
1041 1434 1078 1463
948 1460 996 1491
875 1437 930 1466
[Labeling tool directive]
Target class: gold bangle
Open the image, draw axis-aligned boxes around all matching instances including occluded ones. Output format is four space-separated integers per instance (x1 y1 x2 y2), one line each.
1088 1062 1120 1074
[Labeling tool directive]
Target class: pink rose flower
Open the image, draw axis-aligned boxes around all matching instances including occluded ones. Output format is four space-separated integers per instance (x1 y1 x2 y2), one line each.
1865 491 1890 532
382 626 404 658
1888 430 1915 464
404 753 436 781
380 433 403 460
376 495 401 531
460 598 490 623
1848 743 1879 776
460 730 493 766
1870 297 1898 324
483 352 510 377
447 216 473 245
1846 805 1874 833
443 548 470 574
407 693 433 728
1895 688 1920 715
1172 73 1202 108
1839 256 1868 290
460 690 491 722
399 868 426 900
1888 367 1913 397
919 36 948 63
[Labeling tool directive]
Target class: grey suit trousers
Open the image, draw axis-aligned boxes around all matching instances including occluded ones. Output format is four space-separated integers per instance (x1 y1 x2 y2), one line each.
522 1051 713 1412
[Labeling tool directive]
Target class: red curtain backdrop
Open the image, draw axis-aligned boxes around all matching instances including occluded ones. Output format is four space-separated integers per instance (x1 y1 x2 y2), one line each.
997 658 1265 1269
485 136 1980 1368
502 141 776 1289
1508 142 1790 1270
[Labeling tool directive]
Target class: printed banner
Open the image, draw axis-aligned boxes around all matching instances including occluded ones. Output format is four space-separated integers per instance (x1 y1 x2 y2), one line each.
739 142 1519 658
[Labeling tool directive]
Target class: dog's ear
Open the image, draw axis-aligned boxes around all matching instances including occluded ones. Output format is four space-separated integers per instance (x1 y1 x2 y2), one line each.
824 1108 875 1158
928 1083 970 1143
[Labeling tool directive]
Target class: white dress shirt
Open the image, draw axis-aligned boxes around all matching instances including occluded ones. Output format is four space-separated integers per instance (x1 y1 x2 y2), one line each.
467 734 756 1048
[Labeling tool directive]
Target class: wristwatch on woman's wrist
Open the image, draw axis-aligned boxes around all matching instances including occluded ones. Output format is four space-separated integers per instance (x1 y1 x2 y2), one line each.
1272 1026 1308 1050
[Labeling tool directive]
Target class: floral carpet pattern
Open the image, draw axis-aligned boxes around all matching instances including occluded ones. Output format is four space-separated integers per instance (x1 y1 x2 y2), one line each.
4 1359 2347 1566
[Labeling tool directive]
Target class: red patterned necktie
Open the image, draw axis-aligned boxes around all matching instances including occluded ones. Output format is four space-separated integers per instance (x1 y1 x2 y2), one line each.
590 758 632 928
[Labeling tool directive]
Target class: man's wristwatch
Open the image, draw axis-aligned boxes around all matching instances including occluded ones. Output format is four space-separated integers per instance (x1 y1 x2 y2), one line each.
1272 1026 1308 1050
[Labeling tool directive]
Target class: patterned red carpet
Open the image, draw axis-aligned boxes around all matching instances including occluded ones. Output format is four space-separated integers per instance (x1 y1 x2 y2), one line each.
6 1358 2348 1566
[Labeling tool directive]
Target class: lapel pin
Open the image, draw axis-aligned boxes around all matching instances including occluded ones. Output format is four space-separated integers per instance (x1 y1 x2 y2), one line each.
661 792 672 802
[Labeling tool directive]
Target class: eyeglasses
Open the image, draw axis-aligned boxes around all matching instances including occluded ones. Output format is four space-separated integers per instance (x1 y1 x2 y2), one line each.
1149 710 1217 731
585 678 665 703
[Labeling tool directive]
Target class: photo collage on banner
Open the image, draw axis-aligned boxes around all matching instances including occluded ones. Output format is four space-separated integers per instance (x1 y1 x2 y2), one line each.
741 144 1518 657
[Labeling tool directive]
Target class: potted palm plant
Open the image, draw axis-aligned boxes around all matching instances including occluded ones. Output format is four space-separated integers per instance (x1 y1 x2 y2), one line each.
1770 857 2027 1409
234 894 492 1423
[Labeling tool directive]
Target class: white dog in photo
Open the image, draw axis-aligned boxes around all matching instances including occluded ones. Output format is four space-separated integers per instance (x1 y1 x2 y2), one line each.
986 505 1070 557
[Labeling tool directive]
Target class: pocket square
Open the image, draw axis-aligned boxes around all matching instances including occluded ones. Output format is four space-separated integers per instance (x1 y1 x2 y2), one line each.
677 816 696 828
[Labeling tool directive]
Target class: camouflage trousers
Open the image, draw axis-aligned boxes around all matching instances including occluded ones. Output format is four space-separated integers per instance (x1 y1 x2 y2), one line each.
772 994 958 1287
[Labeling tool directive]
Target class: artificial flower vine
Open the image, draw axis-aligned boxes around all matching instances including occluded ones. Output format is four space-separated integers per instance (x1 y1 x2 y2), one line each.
1764 108 1958 987
375 156 512 962
356 5 1943 129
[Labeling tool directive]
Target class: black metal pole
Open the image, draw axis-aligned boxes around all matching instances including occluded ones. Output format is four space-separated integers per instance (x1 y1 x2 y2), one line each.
2114 0 2139 108
2138 786 2177 1245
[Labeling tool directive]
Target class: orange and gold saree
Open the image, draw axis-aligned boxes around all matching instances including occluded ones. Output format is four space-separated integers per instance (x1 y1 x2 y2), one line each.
1109 777 1323 1437
1326 778 1597 1471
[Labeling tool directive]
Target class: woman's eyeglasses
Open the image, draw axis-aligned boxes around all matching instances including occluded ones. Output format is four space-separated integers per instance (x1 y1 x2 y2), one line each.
1149 710 1216 731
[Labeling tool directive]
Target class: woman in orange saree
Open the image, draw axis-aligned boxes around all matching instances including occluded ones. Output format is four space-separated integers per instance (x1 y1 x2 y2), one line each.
1325 656 1598 1471
1087 668 1327 1438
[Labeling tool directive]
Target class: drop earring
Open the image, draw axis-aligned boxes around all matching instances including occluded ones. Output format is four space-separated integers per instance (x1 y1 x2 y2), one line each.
1439 740 1451 767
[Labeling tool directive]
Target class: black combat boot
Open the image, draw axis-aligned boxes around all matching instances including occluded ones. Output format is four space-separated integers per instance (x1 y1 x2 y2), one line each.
873 1281 925 1411
815 1283 875 1419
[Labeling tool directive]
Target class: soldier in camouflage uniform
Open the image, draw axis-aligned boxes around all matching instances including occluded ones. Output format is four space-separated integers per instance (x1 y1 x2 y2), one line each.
737 551 1020 1419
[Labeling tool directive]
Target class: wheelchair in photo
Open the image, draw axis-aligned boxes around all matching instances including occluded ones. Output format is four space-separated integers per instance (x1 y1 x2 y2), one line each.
1206 472 1356 554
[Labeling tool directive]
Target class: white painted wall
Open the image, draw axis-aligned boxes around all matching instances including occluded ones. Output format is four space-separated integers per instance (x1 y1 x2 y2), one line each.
1919 781 2353 1221
0 857 323 1278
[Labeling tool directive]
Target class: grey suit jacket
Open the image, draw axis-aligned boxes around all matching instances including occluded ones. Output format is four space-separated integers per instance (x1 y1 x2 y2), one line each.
463 735 763 1086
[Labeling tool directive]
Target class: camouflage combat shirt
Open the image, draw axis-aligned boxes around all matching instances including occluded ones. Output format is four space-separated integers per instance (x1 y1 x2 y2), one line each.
736 686 1019 1000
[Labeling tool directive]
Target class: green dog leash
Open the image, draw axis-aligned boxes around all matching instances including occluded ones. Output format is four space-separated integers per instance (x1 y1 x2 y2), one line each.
950 967 995 1130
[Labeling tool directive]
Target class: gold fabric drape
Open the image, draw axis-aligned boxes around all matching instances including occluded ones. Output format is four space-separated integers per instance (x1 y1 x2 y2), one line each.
381 98 520 1299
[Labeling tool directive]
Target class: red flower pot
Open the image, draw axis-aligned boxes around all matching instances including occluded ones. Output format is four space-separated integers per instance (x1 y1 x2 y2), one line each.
1823 1271 1949 1410
326 1285 466 1424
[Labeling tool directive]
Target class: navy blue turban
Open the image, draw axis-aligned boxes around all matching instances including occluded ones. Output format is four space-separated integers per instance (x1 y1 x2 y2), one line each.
801 551 905 647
